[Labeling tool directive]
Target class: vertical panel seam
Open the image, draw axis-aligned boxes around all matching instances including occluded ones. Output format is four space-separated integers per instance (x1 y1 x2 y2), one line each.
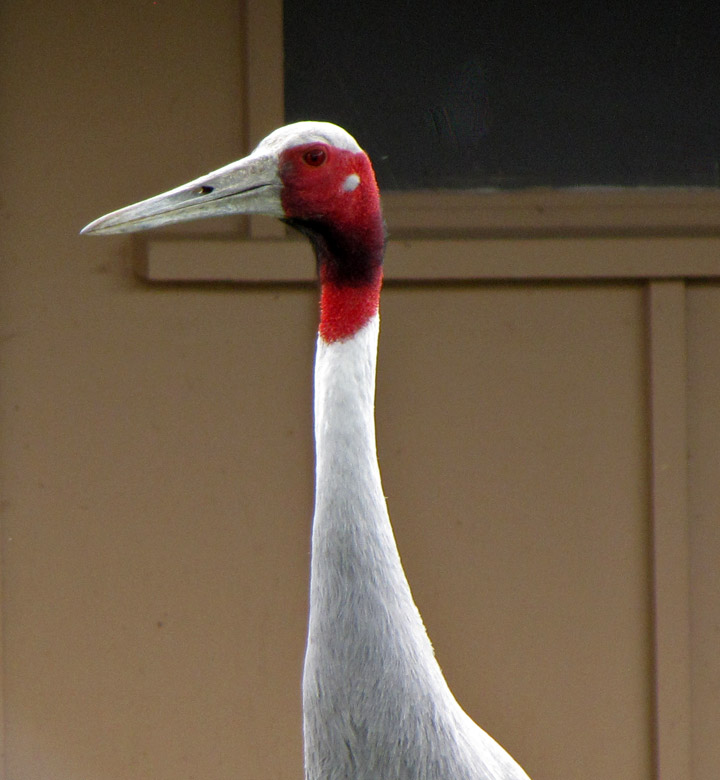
647 279 692 780
244 0 286 240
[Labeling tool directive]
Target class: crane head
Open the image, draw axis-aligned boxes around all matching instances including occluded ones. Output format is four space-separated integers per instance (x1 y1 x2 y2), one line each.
82 121 386 342
80 121 383 246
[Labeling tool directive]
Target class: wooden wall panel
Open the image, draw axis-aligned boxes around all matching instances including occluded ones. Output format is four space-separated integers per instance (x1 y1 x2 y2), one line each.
687 284 720 780
647 282 691 780
377 284 651 780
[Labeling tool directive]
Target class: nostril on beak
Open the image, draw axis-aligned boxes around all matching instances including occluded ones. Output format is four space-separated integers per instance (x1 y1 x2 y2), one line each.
194 185 214 195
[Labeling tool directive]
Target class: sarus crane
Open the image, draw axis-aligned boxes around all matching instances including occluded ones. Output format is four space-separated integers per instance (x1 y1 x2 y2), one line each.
83 121 533 780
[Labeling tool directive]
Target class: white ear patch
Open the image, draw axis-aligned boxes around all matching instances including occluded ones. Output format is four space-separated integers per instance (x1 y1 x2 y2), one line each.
342 173 361 192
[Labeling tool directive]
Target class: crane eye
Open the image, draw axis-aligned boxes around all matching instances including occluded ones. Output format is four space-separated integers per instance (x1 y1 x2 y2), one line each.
303 147 327 167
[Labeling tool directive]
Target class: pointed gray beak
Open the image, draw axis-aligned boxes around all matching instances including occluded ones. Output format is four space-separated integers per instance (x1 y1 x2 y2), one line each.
81 152 284 235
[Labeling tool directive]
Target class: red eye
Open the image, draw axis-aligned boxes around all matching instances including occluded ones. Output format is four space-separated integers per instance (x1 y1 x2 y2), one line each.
303 147 327 167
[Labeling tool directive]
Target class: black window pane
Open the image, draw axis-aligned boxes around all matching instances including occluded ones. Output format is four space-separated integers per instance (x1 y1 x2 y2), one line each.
284 1 720 190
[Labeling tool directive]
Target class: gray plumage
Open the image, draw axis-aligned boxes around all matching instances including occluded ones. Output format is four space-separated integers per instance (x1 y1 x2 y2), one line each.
82 121 533 780
306 317 531 780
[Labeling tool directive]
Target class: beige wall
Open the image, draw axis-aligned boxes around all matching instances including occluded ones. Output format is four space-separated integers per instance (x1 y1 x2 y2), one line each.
1 2 718 780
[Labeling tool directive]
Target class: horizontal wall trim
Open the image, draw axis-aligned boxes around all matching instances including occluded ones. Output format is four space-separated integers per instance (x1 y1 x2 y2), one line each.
382 188 720 233
139 237 720 283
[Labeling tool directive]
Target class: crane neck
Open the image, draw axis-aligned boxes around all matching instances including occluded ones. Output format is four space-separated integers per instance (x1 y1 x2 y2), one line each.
318 268 383 343
307 310 453 702
315 212 385 343
312 314 383 519
286 185 385 343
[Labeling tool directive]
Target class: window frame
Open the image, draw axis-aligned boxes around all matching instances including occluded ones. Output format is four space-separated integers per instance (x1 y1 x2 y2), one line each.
142 0 720 283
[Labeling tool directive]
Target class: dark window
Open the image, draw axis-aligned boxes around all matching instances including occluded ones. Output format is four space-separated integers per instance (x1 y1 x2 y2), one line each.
284 1 720 190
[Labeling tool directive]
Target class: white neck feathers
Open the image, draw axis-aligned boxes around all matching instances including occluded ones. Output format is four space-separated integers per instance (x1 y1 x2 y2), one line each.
304 315 450 775
303 314 532 780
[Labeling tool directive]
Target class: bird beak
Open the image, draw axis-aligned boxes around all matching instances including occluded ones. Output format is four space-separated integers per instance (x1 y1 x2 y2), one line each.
81 152 284 235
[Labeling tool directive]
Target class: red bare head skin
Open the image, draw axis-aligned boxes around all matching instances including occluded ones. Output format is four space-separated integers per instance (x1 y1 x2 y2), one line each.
279 143 386 343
